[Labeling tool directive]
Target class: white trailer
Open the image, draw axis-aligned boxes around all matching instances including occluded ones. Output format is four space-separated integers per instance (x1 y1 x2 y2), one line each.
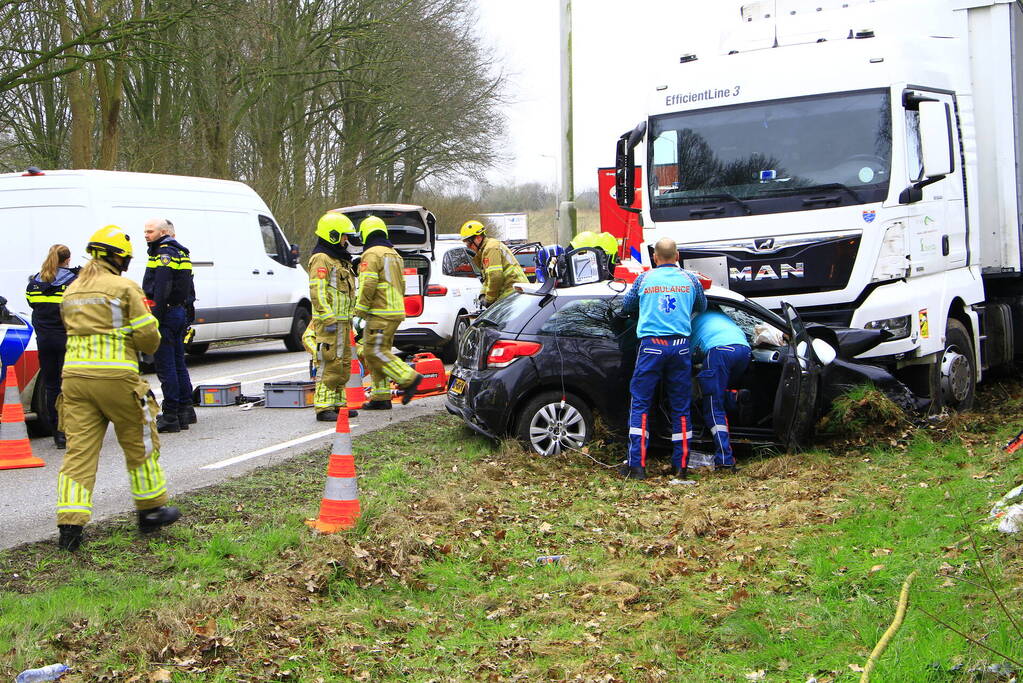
615 0 1023 411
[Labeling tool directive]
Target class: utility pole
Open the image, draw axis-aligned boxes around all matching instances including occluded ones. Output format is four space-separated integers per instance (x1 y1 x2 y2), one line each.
558 0 577 244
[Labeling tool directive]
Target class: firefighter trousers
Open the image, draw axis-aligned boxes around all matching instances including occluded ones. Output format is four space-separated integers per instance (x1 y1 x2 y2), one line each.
314 322 352 410
362 317 416 401
56 376 167 526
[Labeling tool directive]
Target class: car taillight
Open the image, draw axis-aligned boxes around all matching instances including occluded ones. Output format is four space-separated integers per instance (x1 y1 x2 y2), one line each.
486 340 542 368
404 295 424 317
427 284 448 296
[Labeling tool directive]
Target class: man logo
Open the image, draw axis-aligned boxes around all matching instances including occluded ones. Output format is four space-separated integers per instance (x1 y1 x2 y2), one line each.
753 238 775 251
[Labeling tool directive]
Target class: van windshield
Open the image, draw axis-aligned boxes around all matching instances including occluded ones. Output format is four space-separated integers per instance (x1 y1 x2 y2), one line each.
648 89 892 221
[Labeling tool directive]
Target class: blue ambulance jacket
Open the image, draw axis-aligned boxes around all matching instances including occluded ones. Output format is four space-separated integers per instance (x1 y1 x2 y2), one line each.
622 264 706 338
690 310 750 357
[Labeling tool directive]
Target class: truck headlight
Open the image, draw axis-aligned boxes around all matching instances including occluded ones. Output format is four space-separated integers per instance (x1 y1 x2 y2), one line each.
864 315 912 340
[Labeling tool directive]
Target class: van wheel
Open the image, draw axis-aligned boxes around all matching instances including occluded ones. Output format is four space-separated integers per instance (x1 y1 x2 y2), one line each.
284 305 311 352
515 390 593 456
441 314 470 363
186 343 210 356
939 319 976 412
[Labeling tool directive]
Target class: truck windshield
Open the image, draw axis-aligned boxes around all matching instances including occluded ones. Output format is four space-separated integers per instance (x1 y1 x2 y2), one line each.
648 89 892 220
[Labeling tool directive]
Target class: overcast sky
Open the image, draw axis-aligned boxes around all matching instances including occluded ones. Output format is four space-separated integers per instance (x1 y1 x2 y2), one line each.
474 1 743 191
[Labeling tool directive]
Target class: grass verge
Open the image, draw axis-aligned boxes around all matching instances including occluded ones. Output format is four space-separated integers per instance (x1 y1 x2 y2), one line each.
2 383 1022 681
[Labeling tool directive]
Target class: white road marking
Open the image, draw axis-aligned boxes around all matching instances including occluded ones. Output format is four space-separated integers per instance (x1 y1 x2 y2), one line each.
201 428 336 470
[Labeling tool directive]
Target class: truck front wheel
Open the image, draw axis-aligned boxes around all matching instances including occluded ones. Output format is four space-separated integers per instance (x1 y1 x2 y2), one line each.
939 319 976 412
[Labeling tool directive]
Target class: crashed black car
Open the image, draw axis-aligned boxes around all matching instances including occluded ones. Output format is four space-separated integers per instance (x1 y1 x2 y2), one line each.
445 281 916 457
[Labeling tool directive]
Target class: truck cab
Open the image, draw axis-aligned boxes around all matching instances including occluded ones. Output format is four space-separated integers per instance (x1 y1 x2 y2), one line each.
616 0 1023 412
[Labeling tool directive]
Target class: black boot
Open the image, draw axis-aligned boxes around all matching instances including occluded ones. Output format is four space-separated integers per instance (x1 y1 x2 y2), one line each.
672 465 688 479
362 399 392 411
714 464 738 474
400 373 425 405
53 431 67 449
178 404 197 427
138 505 181 533
156 413 180 433
316 409 340 422
618 464 646 480
58 524 83 551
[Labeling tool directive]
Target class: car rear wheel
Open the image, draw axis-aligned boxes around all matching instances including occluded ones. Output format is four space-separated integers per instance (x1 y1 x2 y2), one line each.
442 314 470 363
185 342 210 357
515 390 593 456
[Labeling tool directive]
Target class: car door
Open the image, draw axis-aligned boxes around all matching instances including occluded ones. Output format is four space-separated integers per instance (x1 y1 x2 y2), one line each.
258 215 301 335
772 302 822 450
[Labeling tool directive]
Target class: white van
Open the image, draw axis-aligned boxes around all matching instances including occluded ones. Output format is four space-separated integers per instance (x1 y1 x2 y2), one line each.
0 169 312 427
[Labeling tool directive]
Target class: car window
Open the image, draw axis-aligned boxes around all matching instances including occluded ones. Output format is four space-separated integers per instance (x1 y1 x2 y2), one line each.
259 215 291 266
442 246 480 277
715 302 786 346
477 292 536 329
536 297 630 340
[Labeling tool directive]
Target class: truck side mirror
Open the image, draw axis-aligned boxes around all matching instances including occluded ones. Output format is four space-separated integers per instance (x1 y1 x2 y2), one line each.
615 135 635 208
919 101 953 178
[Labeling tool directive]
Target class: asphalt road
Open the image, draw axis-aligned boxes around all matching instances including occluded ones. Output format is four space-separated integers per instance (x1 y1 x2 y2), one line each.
0 340 450 550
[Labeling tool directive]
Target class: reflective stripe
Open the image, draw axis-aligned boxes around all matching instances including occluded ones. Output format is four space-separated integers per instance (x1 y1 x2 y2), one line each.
628 426 648 436
130 313 157 329
323 477 359 500
109 298 124 328
26 294 64 303
710 425 728 435
671 431 695 441
130 451 166 501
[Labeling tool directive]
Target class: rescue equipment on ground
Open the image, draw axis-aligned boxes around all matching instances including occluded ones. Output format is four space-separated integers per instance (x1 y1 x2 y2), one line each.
195 381 242 407
306 409 361 533
264 380 317 408
0 367 45 470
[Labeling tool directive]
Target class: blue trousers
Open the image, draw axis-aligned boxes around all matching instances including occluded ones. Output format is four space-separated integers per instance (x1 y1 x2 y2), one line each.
153 306 193 412
36 330 67 431
696 345 751 467
628 336 692 470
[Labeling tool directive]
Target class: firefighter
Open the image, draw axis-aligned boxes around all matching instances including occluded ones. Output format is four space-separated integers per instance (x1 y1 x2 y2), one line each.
142 218 196 433
56 225 180 551
309 212 358 421
25 244 79 448
691 308 752 471
460 220 528 306
619 237 707 480
353 216 422 409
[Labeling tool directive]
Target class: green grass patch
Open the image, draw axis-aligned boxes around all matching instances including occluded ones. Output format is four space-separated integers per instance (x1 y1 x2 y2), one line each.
1 384 1022 681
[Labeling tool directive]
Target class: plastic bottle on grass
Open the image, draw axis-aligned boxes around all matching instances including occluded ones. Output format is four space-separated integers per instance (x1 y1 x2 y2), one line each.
15 663 71 683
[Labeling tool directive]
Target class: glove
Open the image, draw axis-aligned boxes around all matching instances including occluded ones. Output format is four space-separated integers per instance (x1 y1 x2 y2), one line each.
184 326 196 344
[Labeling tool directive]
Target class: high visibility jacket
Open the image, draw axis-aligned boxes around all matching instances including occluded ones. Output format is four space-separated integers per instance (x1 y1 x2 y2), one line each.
142 236 194 321
354 245 406 321
61 261 161 378
472 237 527 304
26 267 78 333
308 251 355 340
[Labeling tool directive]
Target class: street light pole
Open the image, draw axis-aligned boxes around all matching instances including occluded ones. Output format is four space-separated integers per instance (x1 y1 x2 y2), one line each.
558 0 577 244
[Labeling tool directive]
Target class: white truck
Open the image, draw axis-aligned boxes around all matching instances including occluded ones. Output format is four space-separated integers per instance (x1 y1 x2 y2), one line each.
614 0 1023 411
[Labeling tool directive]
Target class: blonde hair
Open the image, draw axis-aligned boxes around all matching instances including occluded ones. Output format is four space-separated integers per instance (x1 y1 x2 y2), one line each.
39 244 71 282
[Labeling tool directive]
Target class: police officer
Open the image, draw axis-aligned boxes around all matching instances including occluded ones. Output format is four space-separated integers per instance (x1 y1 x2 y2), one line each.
142 218 196 433
354 216 422 409
26 244 78 448
620 237 707 480
56 226 180 551
309 212 358 421
691 308 752 471
460 220 528 306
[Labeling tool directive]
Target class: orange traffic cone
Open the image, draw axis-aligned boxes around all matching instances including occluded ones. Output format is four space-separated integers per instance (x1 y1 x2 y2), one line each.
345 357 365 409
305 410 361 533
0 367 45 470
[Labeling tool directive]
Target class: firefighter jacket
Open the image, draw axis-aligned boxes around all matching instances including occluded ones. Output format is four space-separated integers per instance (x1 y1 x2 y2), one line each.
308 251 356 340
61 261 161 379
472 237 528 304
354 241 406 321
143 236 194 321
26 266 78 334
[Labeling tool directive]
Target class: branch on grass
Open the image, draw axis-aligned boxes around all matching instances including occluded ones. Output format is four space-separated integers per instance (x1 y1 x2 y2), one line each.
917 605 1023 668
